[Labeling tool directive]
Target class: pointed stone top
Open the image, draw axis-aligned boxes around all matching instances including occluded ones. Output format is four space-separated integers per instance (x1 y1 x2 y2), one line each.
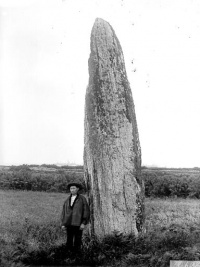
94 17 107 24
92 17 112 32
91 18 115 45
90 17 123 61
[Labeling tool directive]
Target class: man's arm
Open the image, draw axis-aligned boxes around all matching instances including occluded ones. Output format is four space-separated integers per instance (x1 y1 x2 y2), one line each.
79 196 90 230
60 200 68 227
60 203 65 227
81 196 90 225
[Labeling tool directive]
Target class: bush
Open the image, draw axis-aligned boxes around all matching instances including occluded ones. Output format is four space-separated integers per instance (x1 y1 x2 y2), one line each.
0 167 85 193
143 170 200 198
1 166 200 199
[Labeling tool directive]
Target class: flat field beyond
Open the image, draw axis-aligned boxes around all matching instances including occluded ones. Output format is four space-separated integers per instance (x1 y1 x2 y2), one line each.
0 190 67 225
1 189 200 233
1 190 200 266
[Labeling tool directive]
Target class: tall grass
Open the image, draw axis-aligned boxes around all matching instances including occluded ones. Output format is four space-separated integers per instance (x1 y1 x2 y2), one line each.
1 190 200 266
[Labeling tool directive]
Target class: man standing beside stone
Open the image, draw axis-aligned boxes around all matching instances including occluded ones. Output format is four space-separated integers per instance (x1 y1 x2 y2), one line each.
61 182 90 253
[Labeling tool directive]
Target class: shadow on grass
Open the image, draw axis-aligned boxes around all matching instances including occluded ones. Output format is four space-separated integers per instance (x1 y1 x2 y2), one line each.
22 243 96 267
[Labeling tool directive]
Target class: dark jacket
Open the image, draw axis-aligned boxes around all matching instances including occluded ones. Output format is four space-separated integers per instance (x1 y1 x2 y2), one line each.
61 194 90 227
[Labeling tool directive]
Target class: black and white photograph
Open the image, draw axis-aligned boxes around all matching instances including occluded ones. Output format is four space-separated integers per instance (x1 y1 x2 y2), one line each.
1 0 200 266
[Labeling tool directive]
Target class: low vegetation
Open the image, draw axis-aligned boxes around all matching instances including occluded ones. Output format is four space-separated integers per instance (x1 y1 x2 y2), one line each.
0 165 84 193
1 190 200 266
1 165 200 266
143 168 200 198
1 165 200 198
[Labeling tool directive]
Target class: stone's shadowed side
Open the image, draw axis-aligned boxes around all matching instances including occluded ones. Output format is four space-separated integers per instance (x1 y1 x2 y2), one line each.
84 18 144 237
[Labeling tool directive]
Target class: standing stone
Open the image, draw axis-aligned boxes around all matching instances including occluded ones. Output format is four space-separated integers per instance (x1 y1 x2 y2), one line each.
84 18 144 237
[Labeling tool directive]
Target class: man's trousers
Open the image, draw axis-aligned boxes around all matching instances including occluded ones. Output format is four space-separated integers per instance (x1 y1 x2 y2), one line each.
66 225 83 252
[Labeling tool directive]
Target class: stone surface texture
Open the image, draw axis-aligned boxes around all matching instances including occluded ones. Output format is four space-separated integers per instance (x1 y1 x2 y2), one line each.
84 18 144 237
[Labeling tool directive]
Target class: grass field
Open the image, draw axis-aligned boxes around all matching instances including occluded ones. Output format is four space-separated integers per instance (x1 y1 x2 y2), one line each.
145 198 200 230
1 190 200 266
1 190 200 231
0 190 67 225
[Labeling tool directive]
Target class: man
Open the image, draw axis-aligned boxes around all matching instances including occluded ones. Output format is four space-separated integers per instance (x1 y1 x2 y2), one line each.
61 182 90 253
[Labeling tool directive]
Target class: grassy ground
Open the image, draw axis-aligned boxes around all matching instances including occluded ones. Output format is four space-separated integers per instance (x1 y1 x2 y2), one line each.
0 190 67 225
1 190 200 266
145 198 200 231
1 190 200 231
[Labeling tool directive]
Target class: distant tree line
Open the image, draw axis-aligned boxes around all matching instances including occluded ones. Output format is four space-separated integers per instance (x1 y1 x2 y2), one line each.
143 171 200 198
0 165 85 193
1 165 200 198
9 164 83 171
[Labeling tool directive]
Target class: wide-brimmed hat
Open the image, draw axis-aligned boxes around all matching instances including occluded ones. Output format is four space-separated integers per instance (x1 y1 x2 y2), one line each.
67 182 83 190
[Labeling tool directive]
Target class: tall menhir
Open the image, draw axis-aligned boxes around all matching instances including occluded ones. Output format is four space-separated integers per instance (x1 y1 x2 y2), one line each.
84 18 144 237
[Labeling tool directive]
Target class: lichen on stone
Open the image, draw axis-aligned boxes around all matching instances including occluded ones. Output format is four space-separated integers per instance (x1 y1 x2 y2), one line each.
84 18 144 237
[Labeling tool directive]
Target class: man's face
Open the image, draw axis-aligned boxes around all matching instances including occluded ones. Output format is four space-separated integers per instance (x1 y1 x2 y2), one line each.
70 186 79 195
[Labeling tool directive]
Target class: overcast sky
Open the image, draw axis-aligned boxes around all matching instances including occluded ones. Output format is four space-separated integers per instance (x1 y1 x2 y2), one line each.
1 0 200 167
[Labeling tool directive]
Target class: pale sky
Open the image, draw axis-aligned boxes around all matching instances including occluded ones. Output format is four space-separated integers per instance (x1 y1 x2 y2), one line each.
1 0 200 167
